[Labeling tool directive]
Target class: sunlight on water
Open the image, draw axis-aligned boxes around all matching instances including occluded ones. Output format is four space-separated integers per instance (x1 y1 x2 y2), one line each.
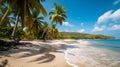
64 40 120 67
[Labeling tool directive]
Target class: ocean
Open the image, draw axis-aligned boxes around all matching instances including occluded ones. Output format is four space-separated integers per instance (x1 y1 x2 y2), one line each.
64 40 120 67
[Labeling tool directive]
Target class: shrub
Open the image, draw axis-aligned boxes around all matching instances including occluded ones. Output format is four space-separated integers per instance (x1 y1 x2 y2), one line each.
0 26 24 39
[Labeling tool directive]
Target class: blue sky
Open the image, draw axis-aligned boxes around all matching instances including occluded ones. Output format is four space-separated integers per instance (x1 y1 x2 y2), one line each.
42 0 120 39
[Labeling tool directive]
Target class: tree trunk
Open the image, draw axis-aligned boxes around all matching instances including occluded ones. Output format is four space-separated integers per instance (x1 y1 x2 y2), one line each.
0 1 16 24
41 29 46 39
42 28 48 41
11 14 19 40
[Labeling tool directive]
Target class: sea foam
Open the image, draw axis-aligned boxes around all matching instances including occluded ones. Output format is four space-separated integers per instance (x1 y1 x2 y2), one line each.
64 40 120 67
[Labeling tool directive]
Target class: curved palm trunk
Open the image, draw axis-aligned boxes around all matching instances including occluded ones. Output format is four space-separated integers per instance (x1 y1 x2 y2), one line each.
11 14 19 40
0 6 10 24
41 28 47 41
0 1 16 24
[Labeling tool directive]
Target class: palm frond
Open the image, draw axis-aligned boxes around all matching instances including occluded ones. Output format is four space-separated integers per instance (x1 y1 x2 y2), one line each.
49 2 67 25
0 0 16 25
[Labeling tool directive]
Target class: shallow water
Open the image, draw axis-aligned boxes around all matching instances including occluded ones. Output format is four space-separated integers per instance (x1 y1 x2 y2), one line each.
64 40 120 67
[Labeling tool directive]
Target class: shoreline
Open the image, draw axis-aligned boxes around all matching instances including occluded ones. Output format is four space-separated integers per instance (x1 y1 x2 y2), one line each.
64 39 120 67
1 40 120 67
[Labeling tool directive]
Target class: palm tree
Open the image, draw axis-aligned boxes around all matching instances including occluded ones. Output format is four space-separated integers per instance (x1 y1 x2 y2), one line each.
41 22 50 41
0 0 47 40
25 9 45 39
49 24 59 39
40 22 59 40
49 2 67 25
0 5 13 26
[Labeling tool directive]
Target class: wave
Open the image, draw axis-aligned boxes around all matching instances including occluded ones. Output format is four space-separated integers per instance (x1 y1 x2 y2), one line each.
64 40 120 67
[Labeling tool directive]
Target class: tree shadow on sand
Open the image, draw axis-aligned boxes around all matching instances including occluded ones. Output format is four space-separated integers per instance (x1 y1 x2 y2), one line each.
16 43 57 64
0 42 57 64
0 42 44 56
28 53 55 63
0 41 78 64
16 43 59 58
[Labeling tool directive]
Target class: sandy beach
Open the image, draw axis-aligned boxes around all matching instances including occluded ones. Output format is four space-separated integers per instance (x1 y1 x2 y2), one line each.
0 40 72 67
1 40 120 67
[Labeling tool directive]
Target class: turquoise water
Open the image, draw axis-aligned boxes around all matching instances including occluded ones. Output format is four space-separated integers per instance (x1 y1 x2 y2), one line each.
89 40 120 53
65 40 120 67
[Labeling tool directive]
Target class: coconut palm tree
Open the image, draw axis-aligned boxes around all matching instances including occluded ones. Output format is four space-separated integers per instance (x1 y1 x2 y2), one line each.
49 24 59 39
0 0 47 40
41 22 50 41
0 5 13 26
49 2 67 25
25 9 45 39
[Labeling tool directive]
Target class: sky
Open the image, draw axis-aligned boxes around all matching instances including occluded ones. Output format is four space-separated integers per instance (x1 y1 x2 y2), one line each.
42 0 120 39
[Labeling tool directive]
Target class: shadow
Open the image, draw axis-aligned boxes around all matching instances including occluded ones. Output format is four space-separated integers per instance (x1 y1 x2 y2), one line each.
0 42 48 57
0 40 71 64
28 53 55 63
0 40 78 56
17 47 48 58
39 54 55 63
58 44 68 50
0 41 58 58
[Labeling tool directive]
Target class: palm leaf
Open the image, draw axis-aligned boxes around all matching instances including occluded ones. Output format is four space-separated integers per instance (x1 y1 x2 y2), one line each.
49 11 55 15
29 0 47 16
0 0 16 25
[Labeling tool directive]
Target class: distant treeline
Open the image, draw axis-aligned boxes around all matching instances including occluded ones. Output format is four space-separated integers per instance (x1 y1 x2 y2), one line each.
0 26 115 40
60 32 115 39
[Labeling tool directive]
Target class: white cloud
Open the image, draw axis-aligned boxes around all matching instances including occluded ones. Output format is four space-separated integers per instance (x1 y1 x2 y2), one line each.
110 25 120 30
111 9 120 22
60 29 74 32
80 22 84 26
97 10 112 24
63 22 74 27
64 29 69 32
113 0 120 5
92 25 106 32
93 8 120 32
59 29 69 32
97 8 120 25
77 29 85 33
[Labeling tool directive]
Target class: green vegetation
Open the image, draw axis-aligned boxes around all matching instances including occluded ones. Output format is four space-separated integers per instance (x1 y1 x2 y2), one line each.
0 27 24 39
0 1 115 41
49 2 67 25
60 32 115 39
0 1 67 41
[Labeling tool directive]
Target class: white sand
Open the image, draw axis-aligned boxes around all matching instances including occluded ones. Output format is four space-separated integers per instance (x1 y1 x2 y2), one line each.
0 53 72 67
0 40 72 67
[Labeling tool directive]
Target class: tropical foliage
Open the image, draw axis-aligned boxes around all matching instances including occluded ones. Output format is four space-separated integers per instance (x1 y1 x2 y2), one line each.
0 0 47 25
49 2 67 25
0 4 13 26
0 0 47 39
25 9 45 39
0 27 24 39
49 24 59 39
0 1 67 40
